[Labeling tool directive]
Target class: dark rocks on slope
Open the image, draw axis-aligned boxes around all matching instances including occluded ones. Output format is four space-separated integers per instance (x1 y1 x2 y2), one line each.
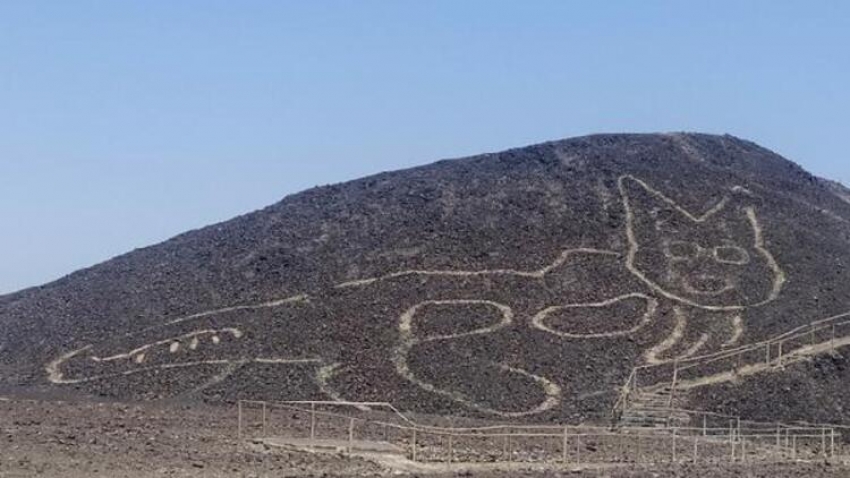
2 133 850 425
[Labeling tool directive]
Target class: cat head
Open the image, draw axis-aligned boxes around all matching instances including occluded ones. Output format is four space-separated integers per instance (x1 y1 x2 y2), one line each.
619 175 785 311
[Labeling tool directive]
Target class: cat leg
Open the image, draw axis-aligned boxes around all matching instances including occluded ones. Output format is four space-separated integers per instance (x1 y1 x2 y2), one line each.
394 300 562 418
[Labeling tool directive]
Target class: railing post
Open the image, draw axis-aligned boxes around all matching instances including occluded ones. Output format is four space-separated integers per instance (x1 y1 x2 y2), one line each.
822 428 827 457
831 429 836 458
670 361 679 410
693 432 699 463
778 341 783 368
576 433 582 464
562 428 568 463
310 403 317 441
508 430 514 463
810 324 816 347
262 402 267 438
672 427 678 463
792 435 797 459
765 343 770 365
703 415 707 436
729 421 735 462
617 431 623 462
448 431 454 463
785 428 791 452
411 428 417 462
637 432 642 463
832 325 837 353
237 400 243 442
348 418 355 455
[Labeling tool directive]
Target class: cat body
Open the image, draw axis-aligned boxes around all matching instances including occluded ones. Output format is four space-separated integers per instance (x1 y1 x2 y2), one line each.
46 175 786 417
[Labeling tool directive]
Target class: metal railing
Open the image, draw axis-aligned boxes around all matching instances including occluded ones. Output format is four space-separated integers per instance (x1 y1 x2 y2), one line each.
613 311 850 426
236 400 841 465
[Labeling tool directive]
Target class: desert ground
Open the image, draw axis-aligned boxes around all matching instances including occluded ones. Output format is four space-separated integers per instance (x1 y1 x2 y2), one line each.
2 390 849 478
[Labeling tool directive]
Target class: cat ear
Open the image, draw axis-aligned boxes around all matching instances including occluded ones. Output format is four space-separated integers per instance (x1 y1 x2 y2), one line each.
619 175 754 233
619 176 698 234
713 203 761 246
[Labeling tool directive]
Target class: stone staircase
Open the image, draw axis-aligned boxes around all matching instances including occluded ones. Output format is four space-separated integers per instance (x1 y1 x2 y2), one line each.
618 384 691 428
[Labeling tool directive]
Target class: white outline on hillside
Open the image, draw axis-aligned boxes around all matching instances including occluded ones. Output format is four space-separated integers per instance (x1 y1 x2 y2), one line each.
44 175 792 418
530 293 658 339
393 300 562 418
336 248 618 288
620 175 786 311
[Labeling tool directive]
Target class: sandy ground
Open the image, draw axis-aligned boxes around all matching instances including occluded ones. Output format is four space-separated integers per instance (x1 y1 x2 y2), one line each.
2 394 850 478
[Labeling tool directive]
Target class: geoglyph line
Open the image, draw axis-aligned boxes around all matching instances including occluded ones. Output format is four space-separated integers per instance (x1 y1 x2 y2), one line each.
722 315 744 348
677 333 709 361
91 328 243 363
620 175 786 311
45 175 790 418
643 308 686 365
155 294 309 330
315 363 363 407
47 355 321 385
336 248 618 288
530 293 658 339
393 299 562 417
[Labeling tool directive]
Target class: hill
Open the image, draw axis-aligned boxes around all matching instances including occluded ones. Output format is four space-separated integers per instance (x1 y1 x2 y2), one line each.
3 132 850 425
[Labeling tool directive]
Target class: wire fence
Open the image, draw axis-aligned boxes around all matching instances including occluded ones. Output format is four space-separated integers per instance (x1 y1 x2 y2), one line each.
613 313 850 430
236 400 841 465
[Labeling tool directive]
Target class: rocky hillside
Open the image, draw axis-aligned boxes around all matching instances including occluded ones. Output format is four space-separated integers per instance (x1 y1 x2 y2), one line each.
2 133 850 424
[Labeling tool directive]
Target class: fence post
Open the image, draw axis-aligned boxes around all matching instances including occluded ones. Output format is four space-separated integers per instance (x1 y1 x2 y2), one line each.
693 433 699 463
237 400 243 442
669 362 679 411
577 433 582 464
778 341 783 368
831 429 836 458
617 431 624 462
832 325 837 353
672 427 678 463
822 428 827 457
262 402 267 438
703 415 707 437
765 344 770 365
729 421 735 463
810 323 816 347
348 418 355 455
637 432 642 464
411 428 418 462
448 431 454 463
792 435 797 460
508 430 513 463
562 428 568 463
310 403 316 441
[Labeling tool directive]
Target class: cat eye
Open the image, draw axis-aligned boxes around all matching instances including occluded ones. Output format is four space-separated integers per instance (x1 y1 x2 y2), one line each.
665 241 700 260
713 246 750 265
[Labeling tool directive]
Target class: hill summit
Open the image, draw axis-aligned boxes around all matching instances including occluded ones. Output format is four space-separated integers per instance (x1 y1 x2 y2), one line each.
3 133 850 424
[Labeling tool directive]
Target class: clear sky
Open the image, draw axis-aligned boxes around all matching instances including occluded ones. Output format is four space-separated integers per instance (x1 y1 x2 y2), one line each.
1 1 848 294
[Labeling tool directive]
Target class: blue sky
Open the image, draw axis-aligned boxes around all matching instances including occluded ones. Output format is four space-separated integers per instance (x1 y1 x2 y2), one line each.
1 1 848 294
